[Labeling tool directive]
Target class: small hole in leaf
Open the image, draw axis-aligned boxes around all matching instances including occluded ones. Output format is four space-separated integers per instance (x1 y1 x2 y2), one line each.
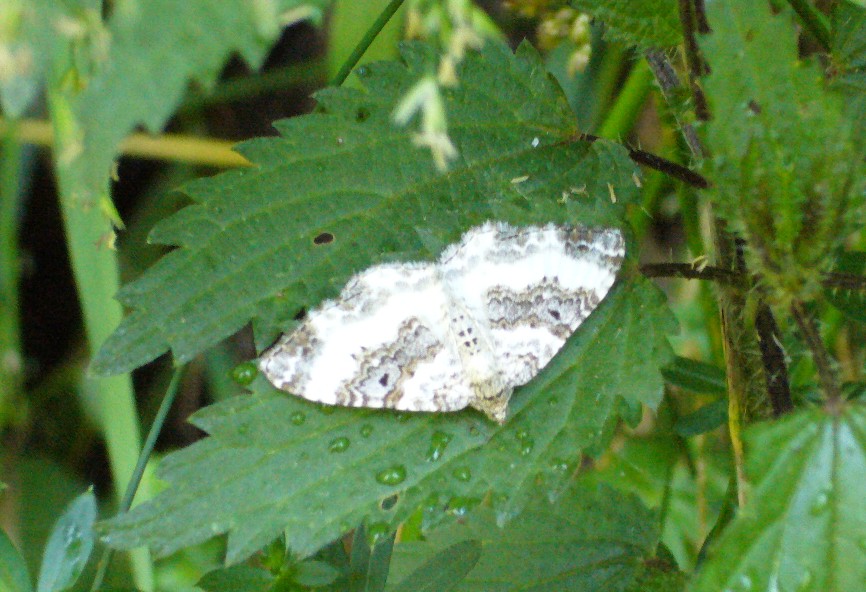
314 232 334 245
356 107 370 122
748 99 762 115
380 494 398 511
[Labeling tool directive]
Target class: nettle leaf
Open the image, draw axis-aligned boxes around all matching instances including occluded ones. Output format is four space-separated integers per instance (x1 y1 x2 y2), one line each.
832 1 866 89
570 0 682 48
691 405 866 592
701 0 864 293
99 275 676 563
825 251 866 324
386 482 665 592
93 41 644 375
55 0 328 214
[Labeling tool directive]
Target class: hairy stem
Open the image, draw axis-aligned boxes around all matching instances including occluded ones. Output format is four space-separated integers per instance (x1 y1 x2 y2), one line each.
754 303 793 416
791 301 842 405
677 0 710 120
786 0 832 51
640 262 740 285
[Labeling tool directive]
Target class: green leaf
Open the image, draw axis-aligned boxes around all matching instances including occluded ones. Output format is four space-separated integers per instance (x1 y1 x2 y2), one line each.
197 565 272 592
53 0 328 219
701 0 865 297
98 275 675 564
673 399 727 438
0 528 33 592
36 490 96 592
294 559 342 587
569 0 682 48
691 405 866 592
348 524 394 592
387 540 481 592
661 356 727 396
92 40 643 375
832 1 866 88
824 252 866 324
386 482 665 592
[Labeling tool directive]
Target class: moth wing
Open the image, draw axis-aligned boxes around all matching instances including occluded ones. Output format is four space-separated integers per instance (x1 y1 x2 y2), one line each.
259 263 474 413
440 222 624 388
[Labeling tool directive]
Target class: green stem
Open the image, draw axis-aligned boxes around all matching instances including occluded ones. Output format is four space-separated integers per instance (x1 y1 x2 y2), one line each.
786 0 832 51
586 42 626 132
791 301 842 405
90 366 186 592
330 0 406 87
596 59 653 139
48 89 154 591
0 126 23 426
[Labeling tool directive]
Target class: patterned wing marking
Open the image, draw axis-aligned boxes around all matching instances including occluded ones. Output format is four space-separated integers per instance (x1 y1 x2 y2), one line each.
440 221 624 389
259 262 472 412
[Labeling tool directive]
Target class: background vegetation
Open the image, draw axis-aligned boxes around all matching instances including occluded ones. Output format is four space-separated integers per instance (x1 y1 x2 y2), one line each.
1 0 864 591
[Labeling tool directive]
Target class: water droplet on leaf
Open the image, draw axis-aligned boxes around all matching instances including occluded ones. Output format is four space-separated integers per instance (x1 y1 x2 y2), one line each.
290 411 306 425
446 496 479 516
329 437 350 453
366 521 390 544
426 431 452 462
452 467 472 482
810 491 829 514
360 424 373 437
376 465 407 486
230 362 257 385
549 458 569 472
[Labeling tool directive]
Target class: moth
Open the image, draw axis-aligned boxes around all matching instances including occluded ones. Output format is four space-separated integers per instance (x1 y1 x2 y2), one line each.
259 222 624 423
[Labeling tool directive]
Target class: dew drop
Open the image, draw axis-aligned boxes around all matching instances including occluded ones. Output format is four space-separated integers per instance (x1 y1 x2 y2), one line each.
366 521 390 544
290 411 306 425
64 525 81 544
549 457 569 472
446 496 479 516
547 397 558 407
515 429 529 440
395 413 409 423
230 362 257 385
424 492 441 512
519 439 535 456
329 436 350 453
360 424 373 437
375 465 407 486
810 491 829 515
452 467 472 482
426 431 452 462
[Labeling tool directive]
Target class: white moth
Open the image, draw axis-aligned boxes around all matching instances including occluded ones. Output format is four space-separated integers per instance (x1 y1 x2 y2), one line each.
259 221 624 423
